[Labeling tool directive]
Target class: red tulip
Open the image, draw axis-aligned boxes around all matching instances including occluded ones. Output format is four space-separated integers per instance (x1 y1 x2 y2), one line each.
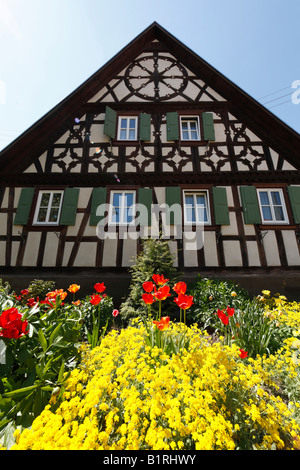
112 309 119 317
94 282 106 294
152 274 169 286
153 285 171 301
0 308 29 339
173 281 187 295
239 349 248 359
143 281 154 293
174 293 193 310
142 293 155 305
215 309 229 325
153 316 170 331
90 294 102 305
226 306 235 317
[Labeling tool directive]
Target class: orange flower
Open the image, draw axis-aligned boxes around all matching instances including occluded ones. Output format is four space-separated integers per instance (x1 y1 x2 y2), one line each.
68 284 80 293
153 316 170 331
173 281 187 295
46 289 67 301
153 285 171 301
72 300 81 306
152 274 169 286
142 293 155 305
174 293 193 310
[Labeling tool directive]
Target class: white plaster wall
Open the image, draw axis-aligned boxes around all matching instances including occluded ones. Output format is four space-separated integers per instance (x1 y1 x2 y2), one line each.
43 233 59 267
282 231 300 266
203 231 218 266
246 241 261 266
223 240 243 266
262 231 281 266
23 232 41 266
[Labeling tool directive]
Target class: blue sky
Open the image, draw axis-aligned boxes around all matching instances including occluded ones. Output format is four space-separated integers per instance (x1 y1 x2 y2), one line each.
0 0 299 150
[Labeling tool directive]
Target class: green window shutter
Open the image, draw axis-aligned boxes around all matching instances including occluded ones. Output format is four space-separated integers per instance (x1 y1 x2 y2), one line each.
90 188 107 226
212 187 230 225
287 186 300 223
166 187 182 224
202 113 215 141
104 106 117 139
166 112 179 141
14 188 35 225
138 188 152 225
139 113 151 141
59 188 79 225
240 186 261 224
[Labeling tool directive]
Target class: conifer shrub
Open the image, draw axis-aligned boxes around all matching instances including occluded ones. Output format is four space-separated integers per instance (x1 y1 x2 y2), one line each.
119 238 180 323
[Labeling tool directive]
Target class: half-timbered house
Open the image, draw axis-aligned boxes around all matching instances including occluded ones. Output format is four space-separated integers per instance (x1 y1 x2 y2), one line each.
1 22 300 301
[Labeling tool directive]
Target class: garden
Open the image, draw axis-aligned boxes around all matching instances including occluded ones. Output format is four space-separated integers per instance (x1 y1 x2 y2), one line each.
1 239 300 451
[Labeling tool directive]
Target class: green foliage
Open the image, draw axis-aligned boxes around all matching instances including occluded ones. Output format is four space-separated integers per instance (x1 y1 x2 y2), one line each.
0 293 83 445
80 295 116 347
119 238 180 323
187 275 250 328
26 279 56 300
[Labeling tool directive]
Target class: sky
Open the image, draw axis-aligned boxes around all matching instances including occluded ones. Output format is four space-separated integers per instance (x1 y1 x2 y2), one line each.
0 0 299 151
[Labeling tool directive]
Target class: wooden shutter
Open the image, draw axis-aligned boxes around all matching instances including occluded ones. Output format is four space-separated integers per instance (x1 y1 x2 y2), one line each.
165 187 182 224
202 113 215 141
138 188 152 226
139 113 151 141
166 112 179 141
90 188 107 226
104 106 117 139
240 186 261 224
59 188 79 225
212 187 230 225
287 186 300 223
14 188 35 225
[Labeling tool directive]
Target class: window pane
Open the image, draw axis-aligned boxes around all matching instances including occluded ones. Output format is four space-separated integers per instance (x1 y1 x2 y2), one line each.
271 191 282 206
191 130 198 139
52 193 62 207
40 193 50 207
120 129 127 140
112 207 119 223
181 121 188 130
259 192 270 205
128 129 136 140
125 193 134 206
185 195 194 207
186 207 196 222
120 118 127 128
113 193 122 207
262 206 272 221
274 206 284 221
196 195 206 206
37 208 47 222
49 208 59 222
129 119 136 128
197 207 208 222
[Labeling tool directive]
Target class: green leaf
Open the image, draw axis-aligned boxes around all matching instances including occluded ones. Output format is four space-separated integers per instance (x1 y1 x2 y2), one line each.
49 323 62 346
38 329 48 353
3 384 38 399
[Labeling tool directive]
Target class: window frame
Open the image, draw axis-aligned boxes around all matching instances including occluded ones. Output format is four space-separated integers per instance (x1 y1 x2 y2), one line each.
180 116 200 141
257 188 289 225
117 116 138 141
183 190 211 225
33 190 64 226
108 190 136 226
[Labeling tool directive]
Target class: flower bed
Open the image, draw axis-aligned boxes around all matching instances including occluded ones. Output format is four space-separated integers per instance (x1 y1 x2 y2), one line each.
1 277 300 450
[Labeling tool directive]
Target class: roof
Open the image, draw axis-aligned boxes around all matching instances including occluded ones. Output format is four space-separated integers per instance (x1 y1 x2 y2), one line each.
0 21 299 174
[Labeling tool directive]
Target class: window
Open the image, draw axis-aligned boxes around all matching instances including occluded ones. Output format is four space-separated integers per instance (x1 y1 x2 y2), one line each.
118 116 138 140
109 191 135 224
257 189 288 224
184 191 210 224
33 191 64 225
180 117 200 140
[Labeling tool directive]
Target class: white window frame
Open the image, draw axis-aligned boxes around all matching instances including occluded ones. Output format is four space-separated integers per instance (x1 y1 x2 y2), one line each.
117 116 138 141
257 188 289 224
183 190 211 225
33 190 64 226
108 190 136 225
180 116 200 141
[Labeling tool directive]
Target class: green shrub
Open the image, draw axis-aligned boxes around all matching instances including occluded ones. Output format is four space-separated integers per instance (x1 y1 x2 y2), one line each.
119 237 180 323
26 279 56 300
